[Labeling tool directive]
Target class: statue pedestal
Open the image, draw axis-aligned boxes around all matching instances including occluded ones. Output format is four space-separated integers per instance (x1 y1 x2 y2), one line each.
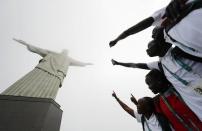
0 95 63 131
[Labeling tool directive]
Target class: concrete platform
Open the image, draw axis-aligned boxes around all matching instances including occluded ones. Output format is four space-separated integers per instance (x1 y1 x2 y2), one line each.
0 95 63 131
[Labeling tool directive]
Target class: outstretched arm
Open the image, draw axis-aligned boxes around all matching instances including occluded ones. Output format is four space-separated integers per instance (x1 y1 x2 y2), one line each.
111 59 149 70
13 38 54 57
69 57 93 67
112 91 135 118
109 17 154 47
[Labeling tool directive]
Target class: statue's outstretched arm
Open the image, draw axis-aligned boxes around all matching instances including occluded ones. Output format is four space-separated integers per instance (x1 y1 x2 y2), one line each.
69 57 93 67
109 17 154 47
111 59 149 70
13 38 54 57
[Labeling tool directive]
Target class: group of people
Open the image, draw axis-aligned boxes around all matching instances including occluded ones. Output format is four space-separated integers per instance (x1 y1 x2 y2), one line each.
111 0 202 130
2 0 202 130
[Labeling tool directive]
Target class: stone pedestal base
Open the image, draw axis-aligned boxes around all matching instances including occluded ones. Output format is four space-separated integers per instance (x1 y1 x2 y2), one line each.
0 95 63 131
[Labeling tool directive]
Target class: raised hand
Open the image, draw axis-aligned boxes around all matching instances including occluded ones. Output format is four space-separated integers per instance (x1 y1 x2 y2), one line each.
111 59 118 65
112 91 118 99
130 94 138 105
109 40 118 48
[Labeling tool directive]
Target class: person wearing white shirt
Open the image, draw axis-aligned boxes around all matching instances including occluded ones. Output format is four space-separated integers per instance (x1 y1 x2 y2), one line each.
111 28 202 121
109 0 188 48
109 0 202 59
112 91 171 131
164 0 202 58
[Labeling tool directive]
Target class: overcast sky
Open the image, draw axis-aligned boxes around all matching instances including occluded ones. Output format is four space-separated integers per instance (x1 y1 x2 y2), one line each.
0 0 170 130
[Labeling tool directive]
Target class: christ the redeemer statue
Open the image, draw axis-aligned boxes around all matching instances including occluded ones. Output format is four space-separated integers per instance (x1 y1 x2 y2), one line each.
2 38 92 99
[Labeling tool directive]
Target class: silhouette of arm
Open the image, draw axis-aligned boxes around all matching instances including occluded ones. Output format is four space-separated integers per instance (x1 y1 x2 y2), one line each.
13 38 53 57
116 17 154 40
69 57 93 67
112 91 135 118
111 59 149 70
130 94 138 106
109 17 154 47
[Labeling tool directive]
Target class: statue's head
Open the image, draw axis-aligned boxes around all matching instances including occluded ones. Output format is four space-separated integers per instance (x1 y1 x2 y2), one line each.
62 49 69 55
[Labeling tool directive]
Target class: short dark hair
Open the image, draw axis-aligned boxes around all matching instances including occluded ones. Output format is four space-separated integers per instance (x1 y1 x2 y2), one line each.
152 26 164 41
146 69 168 83
143 97 155 112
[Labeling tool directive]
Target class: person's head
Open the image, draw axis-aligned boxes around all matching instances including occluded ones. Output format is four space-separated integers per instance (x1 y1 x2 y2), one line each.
146 39 172 57
146 40 158 57
146 27 172 57
152 26 164 40
137 97 154 115
145 69 171 94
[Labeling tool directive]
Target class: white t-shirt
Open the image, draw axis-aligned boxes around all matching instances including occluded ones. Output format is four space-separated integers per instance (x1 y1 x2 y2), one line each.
151 0 202 57
134 112 163 131
151 7 166 27
165 8 202 58
147 48 202 121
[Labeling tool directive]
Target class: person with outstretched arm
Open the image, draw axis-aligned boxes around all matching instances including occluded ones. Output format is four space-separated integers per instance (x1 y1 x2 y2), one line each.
112 91 172 131
111 26 202 121
109 0 188 48
145 69 202 130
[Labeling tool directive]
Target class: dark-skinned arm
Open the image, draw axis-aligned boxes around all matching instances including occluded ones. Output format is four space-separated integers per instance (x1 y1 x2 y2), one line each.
111 59 149 70
112 91 135 118
109 17 154 47
130 94 138 106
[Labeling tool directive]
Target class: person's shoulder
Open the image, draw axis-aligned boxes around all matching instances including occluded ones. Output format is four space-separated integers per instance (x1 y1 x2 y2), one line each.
134 111 142 122
151 7 166 19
